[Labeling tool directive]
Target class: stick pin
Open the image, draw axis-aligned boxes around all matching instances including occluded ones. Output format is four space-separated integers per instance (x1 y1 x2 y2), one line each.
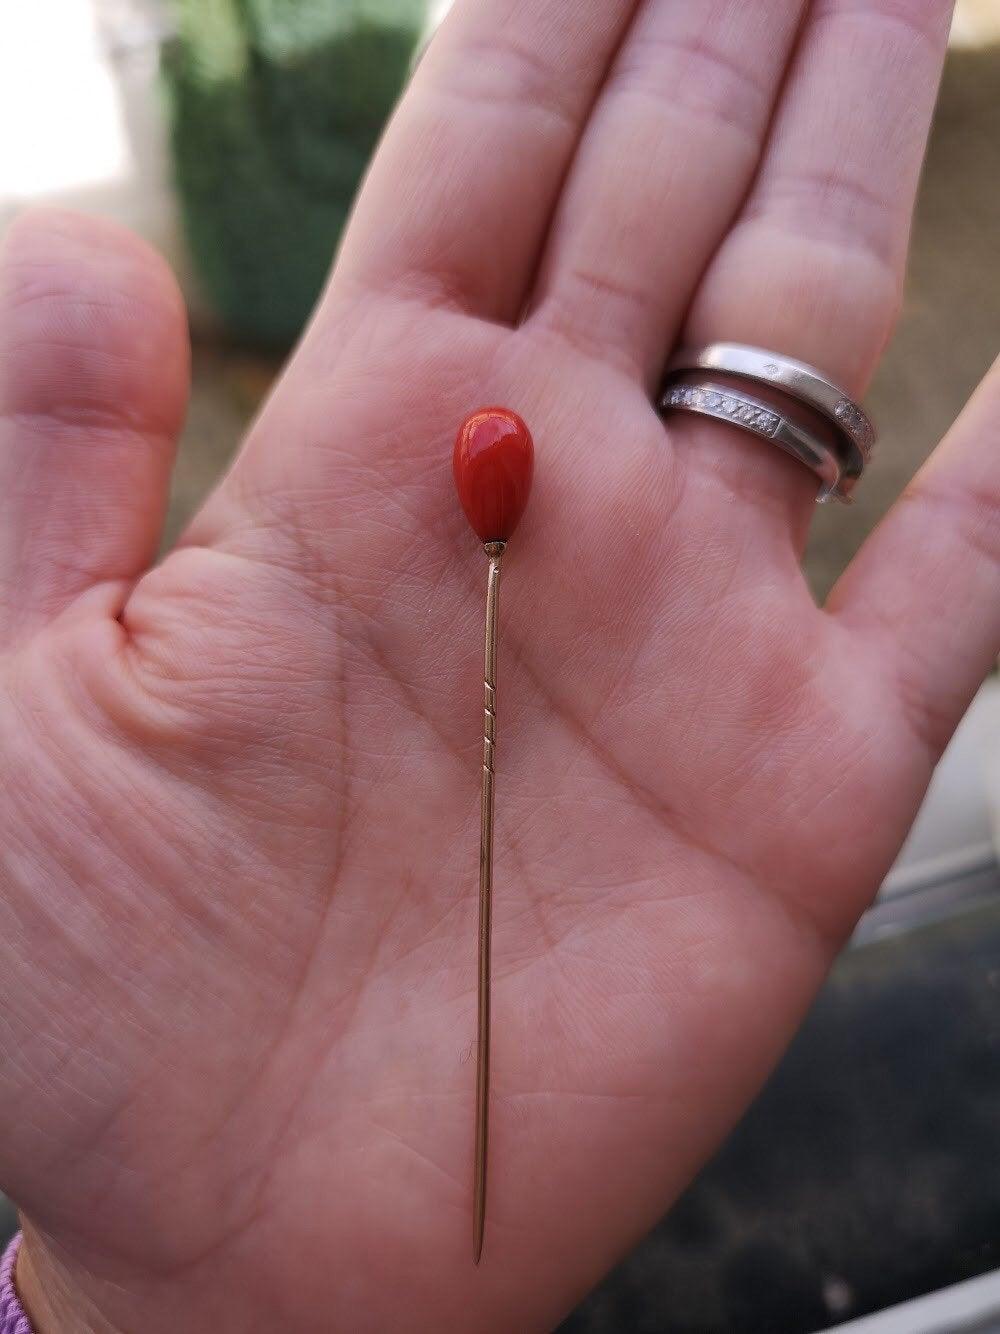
453 407 535 1265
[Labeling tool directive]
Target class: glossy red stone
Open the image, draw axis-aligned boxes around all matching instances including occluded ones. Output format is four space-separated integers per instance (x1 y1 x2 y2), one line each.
453 407 534 543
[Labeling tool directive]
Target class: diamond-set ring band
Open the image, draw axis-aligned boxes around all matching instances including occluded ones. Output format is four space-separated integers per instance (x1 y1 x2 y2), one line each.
659 342 876 503
661 379 846 503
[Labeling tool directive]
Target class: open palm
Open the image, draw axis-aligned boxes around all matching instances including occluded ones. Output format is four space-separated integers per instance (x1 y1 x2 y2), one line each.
2 2 998 1330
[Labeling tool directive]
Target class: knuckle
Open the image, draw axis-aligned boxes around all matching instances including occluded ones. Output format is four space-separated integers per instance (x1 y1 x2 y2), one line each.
609 30 771 140
1 209 187 437
745 166 900 272
689 220 900 392
814 0 953 51
431 32 577 130
902 475 1000 573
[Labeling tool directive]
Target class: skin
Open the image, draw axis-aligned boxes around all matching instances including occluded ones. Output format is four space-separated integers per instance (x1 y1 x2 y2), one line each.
0 0 998 1329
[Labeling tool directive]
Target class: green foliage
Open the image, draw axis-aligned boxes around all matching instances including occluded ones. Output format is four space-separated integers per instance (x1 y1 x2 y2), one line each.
164 0 426 347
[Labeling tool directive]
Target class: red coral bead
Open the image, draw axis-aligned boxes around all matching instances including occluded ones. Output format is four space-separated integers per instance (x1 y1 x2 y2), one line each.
453 407 534 543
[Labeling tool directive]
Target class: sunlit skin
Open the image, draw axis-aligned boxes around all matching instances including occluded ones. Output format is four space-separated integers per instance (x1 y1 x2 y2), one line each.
0 2 998 1331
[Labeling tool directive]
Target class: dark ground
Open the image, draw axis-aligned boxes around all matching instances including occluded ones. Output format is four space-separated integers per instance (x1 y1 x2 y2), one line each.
560 898 1000 1334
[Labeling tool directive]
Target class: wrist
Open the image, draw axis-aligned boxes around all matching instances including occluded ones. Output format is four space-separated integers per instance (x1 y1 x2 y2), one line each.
0 1236 29 1334
12 1227 120 1334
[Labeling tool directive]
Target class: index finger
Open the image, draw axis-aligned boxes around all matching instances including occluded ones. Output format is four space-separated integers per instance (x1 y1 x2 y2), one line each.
334 0 639 322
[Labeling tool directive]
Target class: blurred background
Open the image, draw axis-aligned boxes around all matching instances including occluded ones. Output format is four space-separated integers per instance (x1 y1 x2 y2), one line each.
1 2 999 1330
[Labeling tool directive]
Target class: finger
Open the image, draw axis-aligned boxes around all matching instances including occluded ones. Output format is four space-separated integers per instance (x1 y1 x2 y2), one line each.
0 210 189 646
677 0 954 533
829 353 1000 757
528 0 807 381
334 0 639 321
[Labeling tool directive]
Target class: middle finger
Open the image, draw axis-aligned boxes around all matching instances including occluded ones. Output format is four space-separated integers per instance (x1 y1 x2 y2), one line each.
527 0 807 383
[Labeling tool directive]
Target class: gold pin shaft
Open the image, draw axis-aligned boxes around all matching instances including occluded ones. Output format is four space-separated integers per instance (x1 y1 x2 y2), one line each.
474 540 505 1265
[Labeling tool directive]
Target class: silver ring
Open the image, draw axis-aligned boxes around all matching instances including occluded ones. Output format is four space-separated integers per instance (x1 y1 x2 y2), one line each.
665 341 875 485
661 378 848 503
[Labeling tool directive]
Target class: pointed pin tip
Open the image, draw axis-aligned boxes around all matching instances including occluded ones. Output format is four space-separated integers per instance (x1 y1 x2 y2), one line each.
473 1225 484 1267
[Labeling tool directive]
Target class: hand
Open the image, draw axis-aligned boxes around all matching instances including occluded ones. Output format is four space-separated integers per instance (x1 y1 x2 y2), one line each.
2 2 997 1330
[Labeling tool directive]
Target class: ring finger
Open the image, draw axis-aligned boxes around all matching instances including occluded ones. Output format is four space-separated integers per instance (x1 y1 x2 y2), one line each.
677 0 955 539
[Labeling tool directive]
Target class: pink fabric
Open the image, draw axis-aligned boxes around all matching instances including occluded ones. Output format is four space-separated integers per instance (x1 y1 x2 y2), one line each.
0 1235 32 1334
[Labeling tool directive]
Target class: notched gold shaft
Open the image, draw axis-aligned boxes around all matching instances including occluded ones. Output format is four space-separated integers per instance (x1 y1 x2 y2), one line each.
474 540 504 1265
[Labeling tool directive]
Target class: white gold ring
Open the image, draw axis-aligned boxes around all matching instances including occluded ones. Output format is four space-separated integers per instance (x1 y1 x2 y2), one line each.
661 378 848 503
661 342 876 499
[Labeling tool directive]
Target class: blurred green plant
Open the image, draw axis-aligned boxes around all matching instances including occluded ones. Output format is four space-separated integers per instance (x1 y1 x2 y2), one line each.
163 0 427 347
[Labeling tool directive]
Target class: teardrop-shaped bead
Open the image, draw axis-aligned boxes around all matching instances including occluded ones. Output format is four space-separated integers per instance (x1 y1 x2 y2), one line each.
453 407 534 543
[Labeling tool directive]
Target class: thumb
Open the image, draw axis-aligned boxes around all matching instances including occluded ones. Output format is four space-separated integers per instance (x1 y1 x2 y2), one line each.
0 210 189 648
